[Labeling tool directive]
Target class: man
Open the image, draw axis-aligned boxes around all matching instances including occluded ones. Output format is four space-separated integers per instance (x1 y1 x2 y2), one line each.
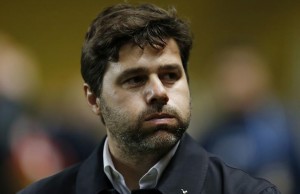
18 3 280 194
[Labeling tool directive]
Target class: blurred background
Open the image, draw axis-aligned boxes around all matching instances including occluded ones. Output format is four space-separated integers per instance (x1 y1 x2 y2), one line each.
1 0 299 193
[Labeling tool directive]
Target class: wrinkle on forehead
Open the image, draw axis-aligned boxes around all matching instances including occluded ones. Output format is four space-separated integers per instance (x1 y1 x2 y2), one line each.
118 38 180 63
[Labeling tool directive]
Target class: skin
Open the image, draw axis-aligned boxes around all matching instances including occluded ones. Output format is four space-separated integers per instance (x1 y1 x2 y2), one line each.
84 38 191 190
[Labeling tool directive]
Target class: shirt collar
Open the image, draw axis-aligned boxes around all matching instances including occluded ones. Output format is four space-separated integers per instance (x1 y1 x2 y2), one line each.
103 138 180 194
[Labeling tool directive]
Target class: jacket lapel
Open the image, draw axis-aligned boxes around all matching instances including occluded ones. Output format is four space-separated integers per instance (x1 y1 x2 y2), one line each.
76 137 113 194
157 133 209 194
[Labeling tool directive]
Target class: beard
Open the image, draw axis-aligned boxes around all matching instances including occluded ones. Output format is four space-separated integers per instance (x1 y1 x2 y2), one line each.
100 97 191 156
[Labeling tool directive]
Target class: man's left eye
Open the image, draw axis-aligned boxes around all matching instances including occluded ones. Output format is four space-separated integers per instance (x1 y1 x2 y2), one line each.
160 73 179 83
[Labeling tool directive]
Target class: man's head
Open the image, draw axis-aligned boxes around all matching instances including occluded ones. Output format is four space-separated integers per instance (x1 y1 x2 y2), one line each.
81 3 192 156
81 3 192 96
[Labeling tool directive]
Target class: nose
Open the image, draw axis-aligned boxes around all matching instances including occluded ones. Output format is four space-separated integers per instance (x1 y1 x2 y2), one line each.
144 75 169 106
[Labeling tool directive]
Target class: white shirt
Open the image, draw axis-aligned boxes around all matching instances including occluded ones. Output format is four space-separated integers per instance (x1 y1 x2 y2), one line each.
103 138 180 194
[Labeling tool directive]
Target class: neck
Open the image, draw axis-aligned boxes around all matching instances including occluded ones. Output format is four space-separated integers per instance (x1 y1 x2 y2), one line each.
107 139 170 191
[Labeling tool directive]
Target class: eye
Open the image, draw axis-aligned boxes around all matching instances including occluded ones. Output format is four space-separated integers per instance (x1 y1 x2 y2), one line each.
123 76 147 88
160 72 180 84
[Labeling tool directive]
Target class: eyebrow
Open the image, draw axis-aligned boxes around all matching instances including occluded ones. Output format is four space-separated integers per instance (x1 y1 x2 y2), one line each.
157 64 182 72
117 63 182 82
117 67 149 83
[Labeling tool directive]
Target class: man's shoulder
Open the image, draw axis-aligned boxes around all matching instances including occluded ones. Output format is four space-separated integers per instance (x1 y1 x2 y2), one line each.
205 154 281 194
17 163 81 194
163 134 280 194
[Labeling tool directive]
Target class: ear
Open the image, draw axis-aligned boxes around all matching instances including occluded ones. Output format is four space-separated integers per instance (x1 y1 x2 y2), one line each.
83 83 101 115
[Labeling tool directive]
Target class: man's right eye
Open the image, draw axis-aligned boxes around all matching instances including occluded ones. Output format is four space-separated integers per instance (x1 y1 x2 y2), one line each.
123 76 147 88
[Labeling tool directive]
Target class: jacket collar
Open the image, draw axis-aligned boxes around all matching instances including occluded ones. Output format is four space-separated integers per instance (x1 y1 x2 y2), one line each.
76 137 113 194
157 133 209 194
76 133 209 194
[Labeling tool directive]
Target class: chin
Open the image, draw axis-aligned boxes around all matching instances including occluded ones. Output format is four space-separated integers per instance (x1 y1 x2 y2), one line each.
123 124 187 154
140 130 181 152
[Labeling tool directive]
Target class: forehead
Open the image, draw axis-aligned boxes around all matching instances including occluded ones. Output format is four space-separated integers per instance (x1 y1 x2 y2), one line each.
115 38 182 68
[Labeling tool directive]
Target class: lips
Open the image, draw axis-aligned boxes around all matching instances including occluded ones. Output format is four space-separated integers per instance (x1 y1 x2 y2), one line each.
144 113 175 121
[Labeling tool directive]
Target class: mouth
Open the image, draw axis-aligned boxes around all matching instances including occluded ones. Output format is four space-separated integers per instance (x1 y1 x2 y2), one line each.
144 113 175 121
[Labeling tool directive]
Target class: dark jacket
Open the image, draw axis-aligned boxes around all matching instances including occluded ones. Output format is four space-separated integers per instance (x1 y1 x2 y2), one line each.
18 134 280 194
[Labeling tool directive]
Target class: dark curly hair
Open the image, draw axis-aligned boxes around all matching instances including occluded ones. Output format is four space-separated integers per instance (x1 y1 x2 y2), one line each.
81 3 193 96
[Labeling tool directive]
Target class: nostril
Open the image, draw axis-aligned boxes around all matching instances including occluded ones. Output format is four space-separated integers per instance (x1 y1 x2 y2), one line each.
149 93 169 105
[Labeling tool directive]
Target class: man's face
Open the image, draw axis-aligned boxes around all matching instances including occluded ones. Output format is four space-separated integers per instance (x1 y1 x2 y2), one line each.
99 39 191 155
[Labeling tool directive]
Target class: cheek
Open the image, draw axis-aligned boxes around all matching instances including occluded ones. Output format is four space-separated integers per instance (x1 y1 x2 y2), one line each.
103 88 145 114
169 82 190 112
